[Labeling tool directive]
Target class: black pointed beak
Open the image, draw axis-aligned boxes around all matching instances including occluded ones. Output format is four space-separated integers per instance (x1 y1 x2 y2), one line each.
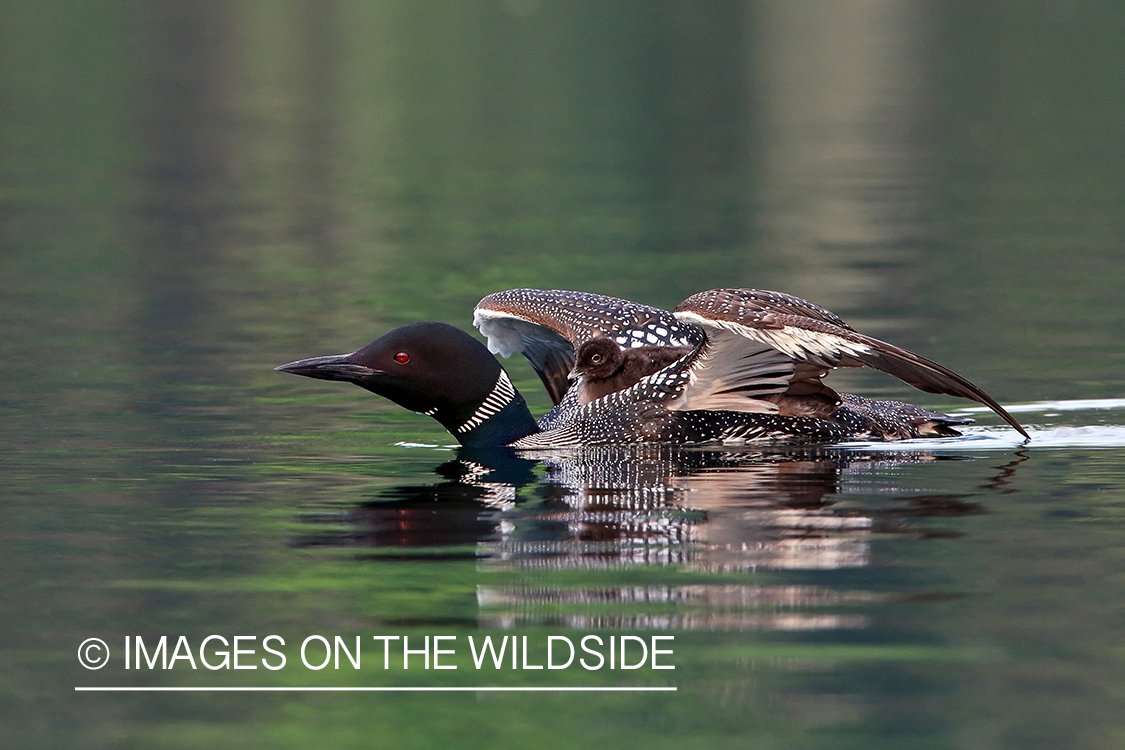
275 354 379 383
567 366 580 381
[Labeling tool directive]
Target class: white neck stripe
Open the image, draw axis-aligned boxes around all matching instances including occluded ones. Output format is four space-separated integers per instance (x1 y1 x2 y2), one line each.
454 371 517 434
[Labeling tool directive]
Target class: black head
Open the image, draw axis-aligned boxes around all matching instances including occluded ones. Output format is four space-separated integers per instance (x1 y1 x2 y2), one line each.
276 322 503 420
570 337 624 381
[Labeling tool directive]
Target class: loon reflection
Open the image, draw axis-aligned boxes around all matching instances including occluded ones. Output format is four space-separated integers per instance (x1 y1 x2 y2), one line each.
293 446 987 559
291 446 1009 630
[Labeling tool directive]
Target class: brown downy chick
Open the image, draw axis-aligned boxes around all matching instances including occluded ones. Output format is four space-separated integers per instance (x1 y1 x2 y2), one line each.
569 338 693 405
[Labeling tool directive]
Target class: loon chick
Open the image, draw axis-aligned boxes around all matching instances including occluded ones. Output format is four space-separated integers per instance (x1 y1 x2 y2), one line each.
569 338 694 405
277 288 1029 447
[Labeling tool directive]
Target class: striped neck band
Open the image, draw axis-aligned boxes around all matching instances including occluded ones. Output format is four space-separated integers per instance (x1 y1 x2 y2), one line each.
454 371 517 435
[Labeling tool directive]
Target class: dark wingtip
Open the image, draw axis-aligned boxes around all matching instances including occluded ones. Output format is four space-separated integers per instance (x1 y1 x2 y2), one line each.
949 391 1029 441
856 344 1030 441
975 397 1030 441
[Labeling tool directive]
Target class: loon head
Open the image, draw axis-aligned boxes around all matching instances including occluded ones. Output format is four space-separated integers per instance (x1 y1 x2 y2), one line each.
569 337 625 381
276 321 539 446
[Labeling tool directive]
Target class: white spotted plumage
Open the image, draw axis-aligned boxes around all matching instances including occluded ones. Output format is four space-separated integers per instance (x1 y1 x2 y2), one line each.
467 287 1026 445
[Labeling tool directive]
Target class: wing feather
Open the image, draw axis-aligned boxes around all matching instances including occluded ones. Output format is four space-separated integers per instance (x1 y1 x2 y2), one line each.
675 289 1029 439
667 326 796 414
474 289 701 405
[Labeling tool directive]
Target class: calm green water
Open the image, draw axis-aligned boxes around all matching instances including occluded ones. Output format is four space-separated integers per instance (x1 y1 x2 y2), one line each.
4 2 1125 748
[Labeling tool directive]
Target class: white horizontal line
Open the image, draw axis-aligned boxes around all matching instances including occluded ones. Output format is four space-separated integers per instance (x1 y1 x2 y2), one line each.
76 686 675 692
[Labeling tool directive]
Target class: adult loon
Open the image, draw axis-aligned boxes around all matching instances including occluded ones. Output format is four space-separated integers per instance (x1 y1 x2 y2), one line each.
276 288 1029 447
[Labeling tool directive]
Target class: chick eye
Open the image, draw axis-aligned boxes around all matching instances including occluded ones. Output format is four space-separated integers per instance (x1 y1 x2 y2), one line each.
591 354 603 364
394 352 410 365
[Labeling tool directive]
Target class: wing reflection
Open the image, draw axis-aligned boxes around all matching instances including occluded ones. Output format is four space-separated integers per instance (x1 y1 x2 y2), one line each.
292 446 1006 630
480 446 986 572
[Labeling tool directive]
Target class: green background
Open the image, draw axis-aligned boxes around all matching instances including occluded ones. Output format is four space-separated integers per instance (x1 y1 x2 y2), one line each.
3 1 1124 748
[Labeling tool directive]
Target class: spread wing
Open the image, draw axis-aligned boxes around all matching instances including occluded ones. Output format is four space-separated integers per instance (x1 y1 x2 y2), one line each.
664 325 832 415
673 288 1029 438
473 288 701 405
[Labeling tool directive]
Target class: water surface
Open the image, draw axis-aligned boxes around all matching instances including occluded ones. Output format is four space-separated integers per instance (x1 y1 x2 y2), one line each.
3 2 1125 749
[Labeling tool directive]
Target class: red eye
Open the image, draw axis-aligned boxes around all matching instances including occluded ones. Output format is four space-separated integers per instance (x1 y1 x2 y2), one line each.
394 352 410 365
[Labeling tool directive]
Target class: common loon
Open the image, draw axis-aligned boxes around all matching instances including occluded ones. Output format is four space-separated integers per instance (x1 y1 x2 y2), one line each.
276 288 1029 447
